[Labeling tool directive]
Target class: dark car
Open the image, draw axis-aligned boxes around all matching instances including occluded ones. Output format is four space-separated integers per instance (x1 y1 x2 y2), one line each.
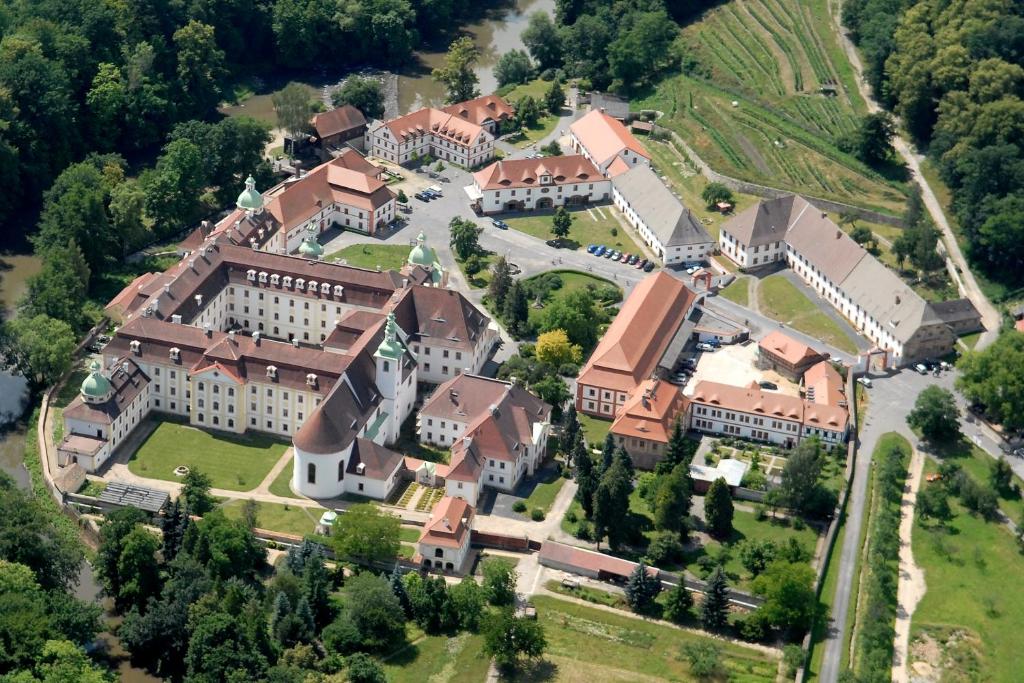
594 245 607 256
636 258 648 269
627 254 639 265
490 218 509 230
587 244 597 253
643 261 655 272
758 380 779 390
414 192 430 202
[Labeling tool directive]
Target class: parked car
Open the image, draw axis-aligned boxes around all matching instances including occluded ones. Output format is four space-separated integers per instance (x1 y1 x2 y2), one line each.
627 254 639 265
428 185 443 196
758 380 778 390
604 249 615 259
856 376 873 388
686 266 698 274
1014 448 1024 458
587 244 597 253
414 192 430 202
914 363 928 375
490 218 509 230
636 258 648 269
643 261 655 272
696 342 716 352
594 245 606 256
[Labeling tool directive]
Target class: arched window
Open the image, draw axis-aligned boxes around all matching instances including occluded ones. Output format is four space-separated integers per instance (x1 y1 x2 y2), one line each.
307 463 316 484
338 460 345 481
434 548 444 558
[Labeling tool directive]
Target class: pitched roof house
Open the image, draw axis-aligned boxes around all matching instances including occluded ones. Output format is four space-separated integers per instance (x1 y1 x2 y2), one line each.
569 109 650 174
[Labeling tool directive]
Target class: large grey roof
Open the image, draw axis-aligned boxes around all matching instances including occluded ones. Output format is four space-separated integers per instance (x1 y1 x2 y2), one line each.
720 194 798 247
837 256 938 343
613 165 712 247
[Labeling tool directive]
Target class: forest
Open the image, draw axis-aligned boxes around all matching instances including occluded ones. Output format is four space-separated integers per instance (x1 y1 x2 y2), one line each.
843 0 1024 287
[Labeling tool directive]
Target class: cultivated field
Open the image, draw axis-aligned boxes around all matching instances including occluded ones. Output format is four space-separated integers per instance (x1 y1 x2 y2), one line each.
635 0 908 215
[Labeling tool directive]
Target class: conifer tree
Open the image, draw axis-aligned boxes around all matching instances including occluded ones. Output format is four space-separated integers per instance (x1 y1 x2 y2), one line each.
701 566 730 630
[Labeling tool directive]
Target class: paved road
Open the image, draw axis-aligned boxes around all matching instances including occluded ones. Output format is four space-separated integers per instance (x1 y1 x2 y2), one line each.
828 0 1000 350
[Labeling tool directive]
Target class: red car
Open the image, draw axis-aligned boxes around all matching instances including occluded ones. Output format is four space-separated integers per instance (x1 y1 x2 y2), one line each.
619 252 631 263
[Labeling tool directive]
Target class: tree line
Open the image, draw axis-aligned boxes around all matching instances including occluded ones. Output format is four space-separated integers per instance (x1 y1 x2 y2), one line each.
843 0 1024 285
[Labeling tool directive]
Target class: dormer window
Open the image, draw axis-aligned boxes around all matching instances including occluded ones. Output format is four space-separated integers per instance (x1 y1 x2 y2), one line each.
266 365 278 379
270 274 280 285
258 271 268 283
295 279 305 290
541 175 550 185
333 284 344 296
306 373 317 387
308 280 318 292
283 276 293 287
247 269 256 281
169 347 180 361
320 282 330 294
130 340 141 354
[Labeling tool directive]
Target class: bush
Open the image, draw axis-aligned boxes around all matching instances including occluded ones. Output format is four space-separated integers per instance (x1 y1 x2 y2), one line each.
557 362 579 376
565 510 577 524
792 517 806 531
645 531 684 566
736 609 769 641
530 508 545 521
575 521 592 541
512 500 527 513
754 505 767 521
610 227 618 236
782 644 804 678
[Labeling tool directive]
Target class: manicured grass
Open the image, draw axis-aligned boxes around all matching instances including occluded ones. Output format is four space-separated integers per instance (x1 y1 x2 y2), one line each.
128 420 289 491
382 629 490 683
719 275 751 306
910 461 1024 683
959 331 982 350
219 499 326 536
456 251 495 290
502 78 554 103
513 114 560 148
578 414 612 449
268 455 295 497
930 437 1024 521
757 274 859 353
326 243 409 271
521 270 621 329
399 526 421 543
502 205 645 255
529 595 779 682
520 468 566 516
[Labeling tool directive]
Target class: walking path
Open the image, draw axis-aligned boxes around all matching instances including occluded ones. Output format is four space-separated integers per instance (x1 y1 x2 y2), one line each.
828 0 1000 350
252 448 294 495
891 447 927 683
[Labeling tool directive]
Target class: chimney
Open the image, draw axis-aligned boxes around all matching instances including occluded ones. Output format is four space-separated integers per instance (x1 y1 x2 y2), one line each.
228 330 236 343
171 314 182 324
836 230 842 239
121 361 129 374
895 295 901 305
462 436 471 448
402 278 408 288
204 322 212 337
163 284 171 295
194 294 203 307
292 339 299 348
253 331 261 345
489 403 499 417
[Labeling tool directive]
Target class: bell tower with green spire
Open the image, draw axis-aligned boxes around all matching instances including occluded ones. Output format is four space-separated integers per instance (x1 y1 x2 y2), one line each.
372 312 413 444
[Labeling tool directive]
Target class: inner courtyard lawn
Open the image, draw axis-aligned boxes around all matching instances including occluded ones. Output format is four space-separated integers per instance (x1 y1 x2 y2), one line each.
521 270 620 329
719 275 751 306
529 595 779 682
910 461 1024 683
326 243 410 271
268 455 295 498
503 205 645 255
757 274 859 354
577 413 613 449
219 499 326 537
127 420 289 491
519 467 566 516
381 629 489 683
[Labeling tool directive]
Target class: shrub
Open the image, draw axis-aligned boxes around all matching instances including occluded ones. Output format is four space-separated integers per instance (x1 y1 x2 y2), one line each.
530 508 545 521
645 531 684 566
565 510 577 524
782 644 804 678
754 505 767 521
512 500 527 513
575 521 592 541
792 517 806 531
610 227 618 236
736 610 769 641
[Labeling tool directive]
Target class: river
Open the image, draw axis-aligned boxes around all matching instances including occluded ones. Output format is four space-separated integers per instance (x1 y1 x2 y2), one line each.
0 253 41 488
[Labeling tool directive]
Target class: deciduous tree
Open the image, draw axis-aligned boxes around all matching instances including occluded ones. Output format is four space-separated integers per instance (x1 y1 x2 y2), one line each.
483 608 546 670
332 76 385 120
495 49 534 87
332 504 400 564
432 37 480 103
907 386 961 443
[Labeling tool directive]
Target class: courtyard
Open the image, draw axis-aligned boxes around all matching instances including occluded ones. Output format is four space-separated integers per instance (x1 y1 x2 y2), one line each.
126 419 290 491
502 204 646 255
683 340 800 397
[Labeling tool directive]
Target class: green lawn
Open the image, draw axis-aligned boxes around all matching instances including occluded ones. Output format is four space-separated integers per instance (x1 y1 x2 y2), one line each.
578 414 612 449
78 479 107 497
521 270 620 330
456 251 495 290
910 461 1024 683
719 275 751 306
326 243 409 271
502 78 554 102
503 205 645 255
757 274 859 354
520 468 566 516
399 526 421 543
528 595 779 682
128 420 289 491
931 437 1024 521
219 499 326 536
959 331 982 350
268 455 295 498
382 629 489 683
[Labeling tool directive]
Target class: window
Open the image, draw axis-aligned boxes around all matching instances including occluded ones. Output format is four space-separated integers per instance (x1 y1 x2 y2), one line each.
338 461 345 480
307 463 316 484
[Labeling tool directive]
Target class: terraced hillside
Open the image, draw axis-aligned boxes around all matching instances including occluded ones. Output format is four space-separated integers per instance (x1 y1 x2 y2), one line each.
636 0 909 216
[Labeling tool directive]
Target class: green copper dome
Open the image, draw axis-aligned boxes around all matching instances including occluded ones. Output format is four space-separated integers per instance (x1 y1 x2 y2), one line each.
376 313 406 360
81 360 111 399
407 231 437 267
298 236 324 258
236 175 263 211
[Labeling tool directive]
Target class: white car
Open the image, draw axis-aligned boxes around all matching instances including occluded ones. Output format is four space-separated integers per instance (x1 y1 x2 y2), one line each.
696 342 716 352
427 185 443 196
914 363 928 375
857 377 872 388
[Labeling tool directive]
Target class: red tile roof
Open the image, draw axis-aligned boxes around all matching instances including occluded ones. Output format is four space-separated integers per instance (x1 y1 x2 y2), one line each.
311 105 367 139
538 541 659 579
569 110 650 166
419 496 474 548
610 379 687 443
758 331 822 367
472 155 602 191
442 94 514 127
377 108 485 147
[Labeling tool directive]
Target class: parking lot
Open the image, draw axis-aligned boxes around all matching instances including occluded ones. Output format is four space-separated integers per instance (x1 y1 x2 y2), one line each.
681 341 800 397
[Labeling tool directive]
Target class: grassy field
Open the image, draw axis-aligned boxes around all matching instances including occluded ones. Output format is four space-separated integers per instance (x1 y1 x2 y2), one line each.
577 414 612 449
930 437 1024 521
382 629 490 683
326 243 410 271
520 468 567 516
268 455 295 497
503 205 644 254
521 270 620 329
128 420 289 491
719 275 751 306
910 461 1024 682
219 499 325 536
528 595 779 682
757 273 859 353
634 0 909 216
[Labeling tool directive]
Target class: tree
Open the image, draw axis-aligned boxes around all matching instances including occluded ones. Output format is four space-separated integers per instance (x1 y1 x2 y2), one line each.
990 458 1014 494
142 137 207 234
109 178 150 254
778 439 826 514
593 457 633 549
681 641 721 680
600 433 616 473
273 82 315 139
535 329 582 368
116 527 162 612
96 506 149 604
449 576 485 631
561 404 581 454
522 11 563 71
502 280 530 337
957 333 1024 431
916 484 951 521
704 478 734 539
347 653 388 683
657 418 696 474
488 256 513 309
625 562 661 612
31 638 110 683
1 314 76 391
751 560 817 634
302 552 333 630
495 49 534 87
333 504 400 563
663 583 694 624
701 182 733 208
907 386 961 443
653 462 693 537
21 241 89 328
738 539 778 577
185 605 270 682
173 21 226 117
181 468 215 515
574 439 598 518
700 566 730 630
850 225 874 245
607 10 678 90
842 112 896 166
332 76 385 120
389 566 412 618
449 216 481 260
537 289 606 349
482 558 518 606
515 95 542 128
182 510 266 582
551 206 572 239
483 608 546 670
541 139 563 156
0 561 56 671
545 79 565 113
346 573 406 650
432 37 480 103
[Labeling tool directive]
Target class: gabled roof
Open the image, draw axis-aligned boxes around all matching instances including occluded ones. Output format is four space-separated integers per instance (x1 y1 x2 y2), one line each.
569 109 650 166
803 360 846 407
373 107 487 147
442 94 514 126
472 155 602 191
610 379 687 443
577 272 698 393
311 104 367 139
611 165 712 247
418 496 473 548
347 438 404 478
264 156 394 230
391 285 491 352
836 256 936 344
720 194 800 248
63 358 150 426
758 330 823 367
